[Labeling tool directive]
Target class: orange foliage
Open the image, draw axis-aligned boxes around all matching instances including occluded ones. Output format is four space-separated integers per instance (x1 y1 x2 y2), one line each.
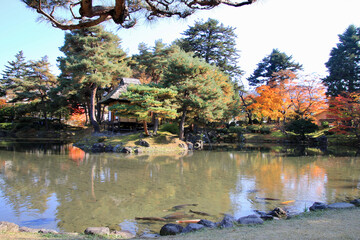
248 70 327 121
0 99 6 108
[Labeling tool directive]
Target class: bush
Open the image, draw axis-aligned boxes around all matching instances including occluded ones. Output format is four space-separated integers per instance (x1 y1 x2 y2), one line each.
0 123 13 130
246 125 260 133
98 136 107 142
286 119 319 137
321 121 329 128
260 126 271 134
160 123 179 135
229 126 245 133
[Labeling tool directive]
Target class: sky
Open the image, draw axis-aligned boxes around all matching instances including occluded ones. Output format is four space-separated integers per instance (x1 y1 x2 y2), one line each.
1 0 360 87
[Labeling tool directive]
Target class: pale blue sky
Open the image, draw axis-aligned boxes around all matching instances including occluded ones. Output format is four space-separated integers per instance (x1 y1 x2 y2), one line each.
1 0 360 86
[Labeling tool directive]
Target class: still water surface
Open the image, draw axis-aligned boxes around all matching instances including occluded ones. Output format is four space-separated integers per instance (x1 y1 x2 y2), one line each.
0 142 359 236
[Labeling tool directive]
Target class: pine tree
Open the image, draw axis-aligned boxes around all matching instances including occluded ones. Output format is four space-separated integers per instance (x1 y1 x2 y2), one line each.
247 49 303 87
109 84 178 135
322 25 360 96
1 51 28 101
176 18 242 82
57 25 132 132
163 48 234 139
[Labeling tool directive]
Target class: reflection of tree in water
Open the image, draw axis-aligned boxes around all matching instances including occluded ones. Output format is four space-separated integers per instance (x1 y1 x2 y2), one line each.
1 146 360 234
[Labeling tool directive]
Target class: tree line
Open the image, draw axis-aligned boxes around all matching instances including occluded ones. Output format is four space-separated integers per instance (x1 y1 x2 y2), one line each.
1 20 360 140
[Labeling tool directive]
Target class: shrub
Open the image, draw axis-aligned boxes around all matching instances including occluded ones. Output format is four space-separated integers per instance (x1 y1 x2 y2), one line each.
0 123 13 130
160 123 179 135
321 121 329 129
246 125 260 133
286 119 318 137
229 126 245 133
98 136 107 142
260 126 271 134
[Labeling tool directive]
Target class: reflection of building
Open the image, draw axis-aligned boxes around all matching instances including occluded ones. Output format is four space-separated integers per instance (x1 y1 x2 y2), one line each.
99 78 141 123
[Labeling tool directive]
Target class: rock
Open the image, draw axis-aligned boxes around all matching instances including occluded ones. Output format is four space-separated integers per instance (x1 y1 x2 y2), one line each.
253 210 274 220
182 223 205 233
310 202 329 211
268 207 287 218
328 202 355 209
0 221 19 232
159 224 183 236
134 148 143 154
39 229 59 234
136 140 150 147
218 214 236 228
350 199 360 206
84 227 110 235
237 214 264 225
91 143 105 153
19 227 40 233
113 230 135 238
121 147 132 154
198 219 217 228
186 142 194 150
104 144 114 152
113 144 123 152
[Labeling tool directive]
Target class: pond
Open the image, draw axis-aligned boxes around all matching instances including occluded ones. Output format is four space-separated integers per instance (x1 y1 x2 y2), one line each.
0 141 360 236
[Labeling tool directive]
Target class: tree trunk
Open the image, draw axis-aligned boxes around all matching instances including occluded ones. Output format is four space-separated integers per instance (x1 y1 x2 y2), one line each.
179 107 187 140
42 97 48 130
153 113 159 135
143 120 149 135
89 84 100 132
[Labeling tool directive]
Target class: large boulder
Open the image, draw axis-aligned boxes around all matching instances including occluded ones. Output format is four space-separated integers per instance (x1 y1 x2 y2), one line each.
121 147 132 154
218 214 236 228
135 140 150 147
0 221 19 232
104 144 114 152
38 229 59 234
91 143 106 153
84 227 110 235
198 219 217 228
159 224 183 236
309 202 329 211
328 202 355 209
182 223 205 233
237 214 264 225
113 144 123 152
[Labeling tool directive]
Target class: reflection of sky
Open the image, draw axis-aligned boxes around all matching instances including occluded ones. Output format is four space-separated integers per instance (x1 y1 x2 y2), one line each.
230 176 256 219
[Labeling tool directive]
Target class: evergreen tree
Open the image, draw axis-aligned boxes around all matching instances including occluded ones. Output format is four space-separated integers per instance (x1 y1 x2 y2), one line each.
109 84 178 135
247 49 303 87
163 48 234 139
322 25 360 96
1 51 28 101
132 40 175 84
176 18 242 81
57 25 132 132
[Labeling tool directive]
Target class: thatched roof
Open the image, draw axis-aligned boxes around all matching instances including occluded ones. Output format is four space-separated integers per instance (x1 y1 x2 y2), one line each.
99 78 141 104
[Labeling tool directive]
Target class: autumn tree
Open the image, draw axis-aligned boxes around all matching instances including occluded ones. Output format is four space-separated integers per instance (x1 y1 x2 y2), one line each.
247 49 303 87
176 18 242 81
322 25 360 96
22 0 256 30
109 84 178 135
57 25 132 132
329 92 360 140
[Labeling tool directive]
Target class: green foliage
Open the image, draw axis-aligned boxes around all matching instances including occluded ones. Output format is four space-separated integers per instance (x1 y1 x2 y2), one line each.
323 25 360 96
228 126 245 133
176 18 242 81
159 123 179 135
0 123 13 130
246 125 260 133
247 48 303 86
285 119 319 136
260 126 271 134
109 84 178 121
98 136 107 142
321 121 330 129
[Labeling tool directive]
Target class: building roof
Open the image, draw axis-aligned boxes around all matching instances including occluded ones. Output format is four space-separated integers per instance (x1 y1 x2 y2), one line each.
99 78 141 104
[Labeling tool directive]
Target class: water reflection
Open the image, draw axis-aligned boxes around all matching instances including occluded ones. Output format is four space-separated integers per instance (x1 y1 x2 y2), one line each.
0 143 359 236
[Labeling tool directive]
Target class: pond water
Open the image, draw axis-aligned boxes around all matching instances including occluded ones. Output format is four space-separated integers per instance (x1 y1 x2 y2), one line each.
0 141 360 236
